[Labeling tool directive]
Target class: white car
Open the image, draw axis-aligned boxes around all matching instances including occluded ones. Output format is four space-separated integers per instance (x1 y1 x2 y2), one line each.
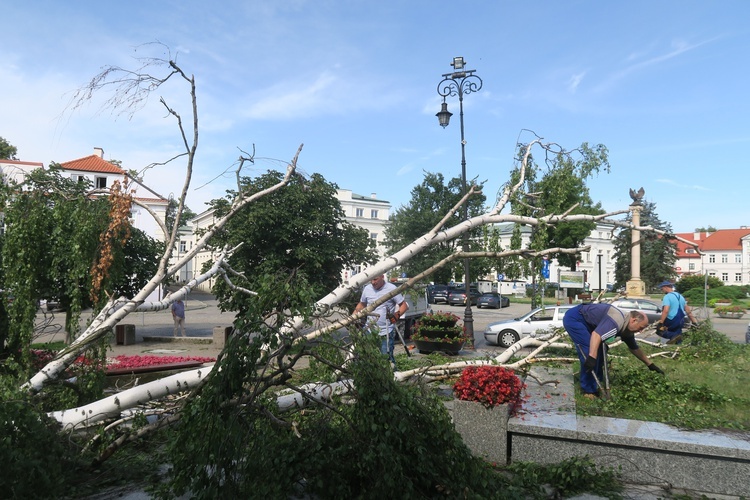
484 305 574 348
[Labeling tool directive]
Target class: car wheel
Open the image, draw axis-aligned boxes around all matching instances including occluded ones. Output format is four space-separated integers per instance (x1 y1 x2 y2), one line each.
499 329 520 348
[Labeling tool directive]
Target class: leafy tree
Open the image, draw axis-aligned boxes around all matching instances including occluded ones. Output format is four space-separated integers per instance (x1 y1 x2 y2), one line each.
675 274 723 294
0 165 161 363
384 172 487 284
207 170 376 318
0 136 18 160
504 142 608 305
612 200 677 290
694 225 717 233
165 197 197 235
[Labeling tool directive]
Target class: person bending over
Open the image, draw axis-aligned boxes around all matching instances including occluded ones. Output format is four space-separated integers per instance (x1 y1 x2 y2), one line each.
563 303 663 398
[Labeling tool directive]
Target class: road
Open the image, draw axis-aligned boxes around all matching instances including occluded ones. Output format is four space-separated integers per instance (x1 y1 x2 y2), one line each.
432 300 749 348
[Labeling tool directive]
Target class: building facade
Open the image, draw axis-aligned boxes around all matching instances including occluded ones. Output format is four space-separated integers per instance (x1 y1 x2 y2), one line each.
674 229 750 286
491 222 618 292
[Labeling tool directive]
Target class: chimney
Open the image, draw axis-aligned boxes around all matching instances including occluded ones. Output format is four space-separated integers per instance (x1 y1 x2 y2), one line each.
93 147 104 158
371 193 377 199
694 232 700 240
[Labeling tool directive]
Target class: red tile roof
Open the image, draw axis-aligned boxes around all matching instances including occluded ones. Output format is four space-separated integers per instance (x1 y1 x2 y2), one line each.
673 232 704 259
700 229 750 251
60 155 125 174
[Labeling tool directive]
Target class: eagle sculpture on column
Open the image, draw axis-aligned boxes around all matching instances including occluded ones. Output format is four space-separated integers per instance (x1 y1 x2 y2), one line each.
629 187 645 204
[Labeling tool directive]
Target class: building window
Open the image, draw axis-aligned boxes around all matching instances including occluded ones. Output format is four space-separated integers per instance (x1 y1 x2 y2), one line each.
688 263 695 270
721 273 728 282
735 254 742 263
686 249 696 254
735 273 742 282
370 233 378 241
71 174 85 183
370 209 378 219
721 254 728 263
709 272 716 278
708 254 715 263
179 241 186 253
95 176 107 189
355 208 364 217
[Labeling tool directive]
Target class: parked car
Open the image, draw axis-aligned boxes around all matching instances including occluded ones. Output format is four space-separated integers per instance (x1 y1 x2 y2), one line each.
430 285 455 304
476 292 510 309
608 298 662 324
484 305 574 348
447 287 480 306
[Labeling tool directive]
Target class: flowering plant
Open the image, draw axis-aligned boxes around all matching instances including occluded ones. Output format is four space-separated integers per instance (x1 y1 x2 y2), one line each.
713 304 745 314
419 311 460 324
412 311 462 337
453 366 524 411
30 350 215 372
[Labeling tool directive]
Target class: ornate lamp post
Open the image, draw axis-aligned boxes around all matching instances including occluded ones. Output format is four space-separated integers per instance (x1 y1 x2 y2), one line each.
436 57 483 338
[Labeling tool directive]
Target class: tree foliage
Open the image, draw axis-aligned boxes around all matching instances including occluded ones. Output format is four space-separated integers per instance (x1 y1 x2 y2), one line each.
161 275 508 498
0 165 162 366
502 141 608 303
207 170 376 317
675 274 723 294
384 172 487 284
612 200 677 290
0 136 18 160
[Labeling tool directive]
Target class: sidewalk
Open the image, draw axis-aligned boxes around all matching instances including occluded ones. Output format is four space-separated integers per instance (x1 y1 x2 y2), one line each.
35 291 234 359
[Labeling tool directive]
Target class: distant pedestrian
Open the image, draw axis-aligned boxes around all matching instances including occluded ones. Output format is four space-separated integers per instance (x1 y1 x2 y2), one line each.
171 298 186 337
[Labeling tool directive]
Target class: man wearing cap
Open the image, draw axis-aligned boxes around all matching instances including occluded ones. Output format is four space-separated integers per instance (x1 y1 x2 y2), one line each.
655 281 695 344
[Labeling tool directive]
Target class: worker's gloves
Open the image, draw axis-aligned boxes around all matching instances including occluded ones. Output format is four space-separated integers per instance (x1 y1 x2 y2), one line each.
648 363 665 375
654 322 667 332
583 355 597 373
389 312 401 324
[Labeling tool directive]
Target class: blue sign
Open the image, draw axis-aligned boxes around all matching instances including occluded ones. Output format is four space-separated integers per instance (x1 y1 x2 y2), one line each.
497 273 505 281
541 259 550 279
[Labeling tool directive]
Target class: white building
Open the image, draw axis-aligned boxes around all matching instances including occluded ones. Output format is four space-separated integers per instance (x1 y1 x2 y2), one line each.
1 148 169 242
674 229 750 286
336 189 391 281
59 148 169 242
491 222 618 291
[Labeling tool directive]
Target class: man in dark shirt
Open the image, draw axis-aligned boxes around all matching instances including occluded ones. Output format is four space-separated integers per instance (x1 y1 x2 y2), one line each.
563 303 664 397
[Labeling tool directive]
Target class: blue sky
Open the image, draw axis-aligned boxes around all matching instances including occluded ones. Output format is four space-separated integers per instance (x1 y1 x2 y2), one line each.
3 1 749 233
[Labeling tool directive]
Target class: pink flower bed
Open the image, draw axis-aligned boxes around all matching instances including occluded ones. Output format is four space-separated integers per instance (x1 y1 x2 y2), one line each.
108 354 216 369
30 350 216 372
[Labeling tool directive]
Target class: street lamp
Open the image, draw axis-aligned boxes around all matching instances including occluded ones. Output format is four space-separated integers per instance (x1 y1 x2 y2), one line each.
436 56 483 338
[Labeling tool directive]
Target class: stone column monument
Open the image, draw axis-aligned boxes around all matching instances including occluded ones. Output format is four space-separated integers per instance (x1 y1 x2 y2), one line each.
625 187 646 297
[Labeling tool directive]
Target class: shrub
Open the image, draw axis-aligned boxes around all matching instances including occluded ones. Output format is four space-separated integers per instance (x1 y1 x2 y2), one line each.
453 365 524 412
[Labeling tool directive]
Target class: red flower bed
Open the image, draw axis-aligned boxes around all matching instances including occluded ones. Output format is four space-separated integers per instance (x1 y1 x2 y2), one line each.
453 365 524 412
109 354 216 369
30 350 216 373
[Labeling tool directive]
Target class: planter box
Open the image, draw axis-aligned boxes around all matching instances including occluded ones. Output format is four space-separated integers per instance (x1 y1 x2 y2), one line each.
453 400 510 465
413 339 464 355
717 312 745 319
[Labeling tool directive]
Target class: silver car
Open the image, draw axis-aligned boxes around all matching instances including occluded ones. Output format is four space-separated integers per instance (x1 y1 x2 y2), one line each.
484 305 574 348
608 298 662 324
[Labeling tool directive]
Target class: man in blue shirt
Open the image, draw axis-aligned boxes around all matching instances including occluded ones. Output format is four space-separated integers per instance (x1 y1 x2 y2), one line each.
655 281 695 344
563 303 663 398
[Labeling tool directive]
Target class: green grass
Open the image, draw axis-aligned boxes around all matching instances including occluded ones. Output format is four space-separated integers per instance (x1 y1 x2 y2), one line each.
576 322 750 430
